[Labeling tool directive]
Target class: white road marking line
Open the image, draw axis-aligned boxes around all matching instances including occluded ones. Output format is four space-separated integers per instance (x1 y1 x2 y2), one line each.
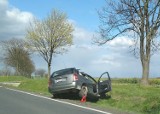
6 88 112 114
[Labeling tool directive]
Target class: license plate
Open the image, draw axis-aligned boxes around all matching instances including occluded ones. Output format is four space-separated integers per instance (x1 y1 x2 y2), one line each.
55 78 66 83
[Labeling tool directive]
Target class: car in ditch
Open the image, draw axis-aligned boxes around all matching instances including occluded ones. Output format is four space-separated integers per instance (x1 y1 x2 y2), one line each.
48 68 111 100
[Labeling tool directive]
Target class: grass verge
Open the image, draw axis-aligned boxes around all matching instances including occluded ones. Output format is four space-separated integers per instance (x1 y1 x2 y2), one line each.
0 76 160 114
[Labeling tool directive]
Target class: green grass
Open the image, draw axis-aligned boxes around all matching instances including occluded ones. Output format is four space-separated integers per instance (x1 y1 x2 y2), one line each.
0 76 160 114
18 78 50 96
0 76 50 96
0 76 28 82
97 84 160 114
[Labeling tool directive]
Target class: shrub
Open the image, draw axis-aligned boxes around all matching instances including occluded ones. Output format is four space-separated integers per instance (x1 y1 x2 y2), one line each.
149 79 160 85
113 78 140 84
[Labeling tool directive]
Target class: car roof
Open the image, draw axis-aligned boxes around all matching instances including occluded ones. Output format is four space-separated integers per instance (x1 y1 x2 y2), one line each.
55 68 76 72
52 68 78 74
50 68 76 77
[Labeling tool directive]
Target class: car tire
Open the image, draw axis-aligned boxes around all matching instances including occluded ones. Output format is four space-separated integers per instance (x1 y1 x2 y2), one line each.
52 94 59 98
79 85 88 97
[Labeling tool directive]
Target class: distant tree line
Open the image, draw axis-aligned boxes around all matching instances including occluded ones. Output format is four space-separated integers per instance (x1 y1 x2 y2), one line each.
0 39 35 78
0 66 47 78
34 68 47 77
0 38 47 78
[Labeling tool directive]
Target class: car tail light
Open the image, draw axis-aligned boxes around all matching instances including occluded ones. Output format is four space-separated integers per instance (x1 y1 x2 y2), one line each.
48 78 52 87
73 73 78 81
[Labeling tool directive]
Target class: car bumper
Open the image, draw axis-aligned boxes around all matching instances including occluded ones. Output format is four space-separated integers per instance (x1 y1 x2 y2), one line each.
48 82 81 94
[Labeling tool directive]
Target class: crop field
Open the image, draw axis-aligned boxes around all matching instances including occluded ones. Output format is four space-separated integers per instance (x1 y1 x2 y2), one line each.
0 76 160 114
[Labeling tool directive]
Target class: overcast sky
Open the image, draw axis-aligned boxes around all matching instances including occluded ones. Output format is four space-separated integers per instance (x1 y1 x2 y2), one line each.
0 0 160 78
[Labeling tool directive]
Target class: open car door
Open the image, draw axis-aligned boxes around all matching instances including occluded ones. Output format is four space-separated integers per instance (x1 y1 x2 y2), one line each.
97 72 111 94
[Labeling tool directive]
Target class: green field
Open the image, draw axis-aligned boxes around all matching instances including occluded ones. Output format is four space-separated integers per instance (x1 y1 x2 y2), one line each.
0 76 160 114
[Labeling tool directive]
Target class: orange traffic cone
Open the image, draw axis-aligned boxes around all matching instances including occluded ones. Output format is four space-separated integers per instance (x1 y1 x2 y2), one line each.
80 96 86 102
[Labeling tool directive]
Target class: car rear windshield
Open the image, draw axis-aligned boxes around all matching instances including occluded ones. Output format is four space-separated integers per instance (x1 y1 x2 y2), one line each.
51 68 75 77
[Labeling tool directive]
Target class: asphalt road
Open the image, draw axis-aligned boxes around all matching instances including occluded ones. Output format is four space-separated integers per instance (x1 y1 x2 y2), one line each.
0 87 111 114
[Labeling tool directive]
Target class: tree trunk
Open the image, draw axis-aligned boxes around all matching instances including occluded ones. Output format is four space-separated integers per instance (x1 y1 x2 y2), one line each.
48 53 53 79
47 63 51 79
141 60 150 85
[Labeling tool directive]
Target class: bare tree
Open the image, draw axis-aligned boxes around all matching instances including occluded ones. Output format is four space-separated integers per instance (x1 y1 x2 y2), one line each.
0 38 35 77
96 0 160 85
26 9 74 78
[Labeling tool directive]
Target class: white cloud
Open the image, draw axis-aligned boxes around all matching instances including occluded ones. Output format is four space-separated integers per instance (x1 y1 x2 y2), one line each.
73 27 94 44
108 36 134 47
92 54 121 67
6 8 33 23
0 0 7 10
0 0 34 40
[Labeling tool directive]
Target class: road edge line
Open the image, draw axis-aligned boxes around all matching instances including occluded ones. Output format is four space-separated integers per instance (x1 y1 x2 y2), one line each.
6 88 112 114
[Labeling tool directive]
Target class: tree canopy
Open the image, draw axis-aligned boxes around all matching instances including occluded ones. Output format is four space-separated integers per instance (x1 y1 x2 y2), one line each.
26 9 74 78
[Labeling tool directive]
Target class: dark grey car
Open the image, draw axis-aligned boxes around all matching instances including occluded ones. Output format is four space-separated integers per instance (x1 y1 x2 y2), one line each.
48 68 111 100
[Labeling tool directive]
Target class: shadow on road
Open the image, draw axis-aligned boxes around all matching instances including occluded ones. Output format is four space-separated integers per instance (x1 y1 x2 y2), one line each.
51 93 111 103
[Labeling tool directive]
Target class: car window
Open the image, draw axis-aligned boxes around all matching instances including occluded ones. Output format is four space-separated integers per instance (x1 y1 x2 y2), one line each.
85 75 96 84
51 68 74 77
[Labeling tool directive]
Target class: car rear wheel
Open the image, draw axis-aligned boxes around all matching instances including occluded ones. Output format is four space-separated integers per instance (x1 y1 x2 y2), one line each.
52 94 59 98
79 85 88 97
